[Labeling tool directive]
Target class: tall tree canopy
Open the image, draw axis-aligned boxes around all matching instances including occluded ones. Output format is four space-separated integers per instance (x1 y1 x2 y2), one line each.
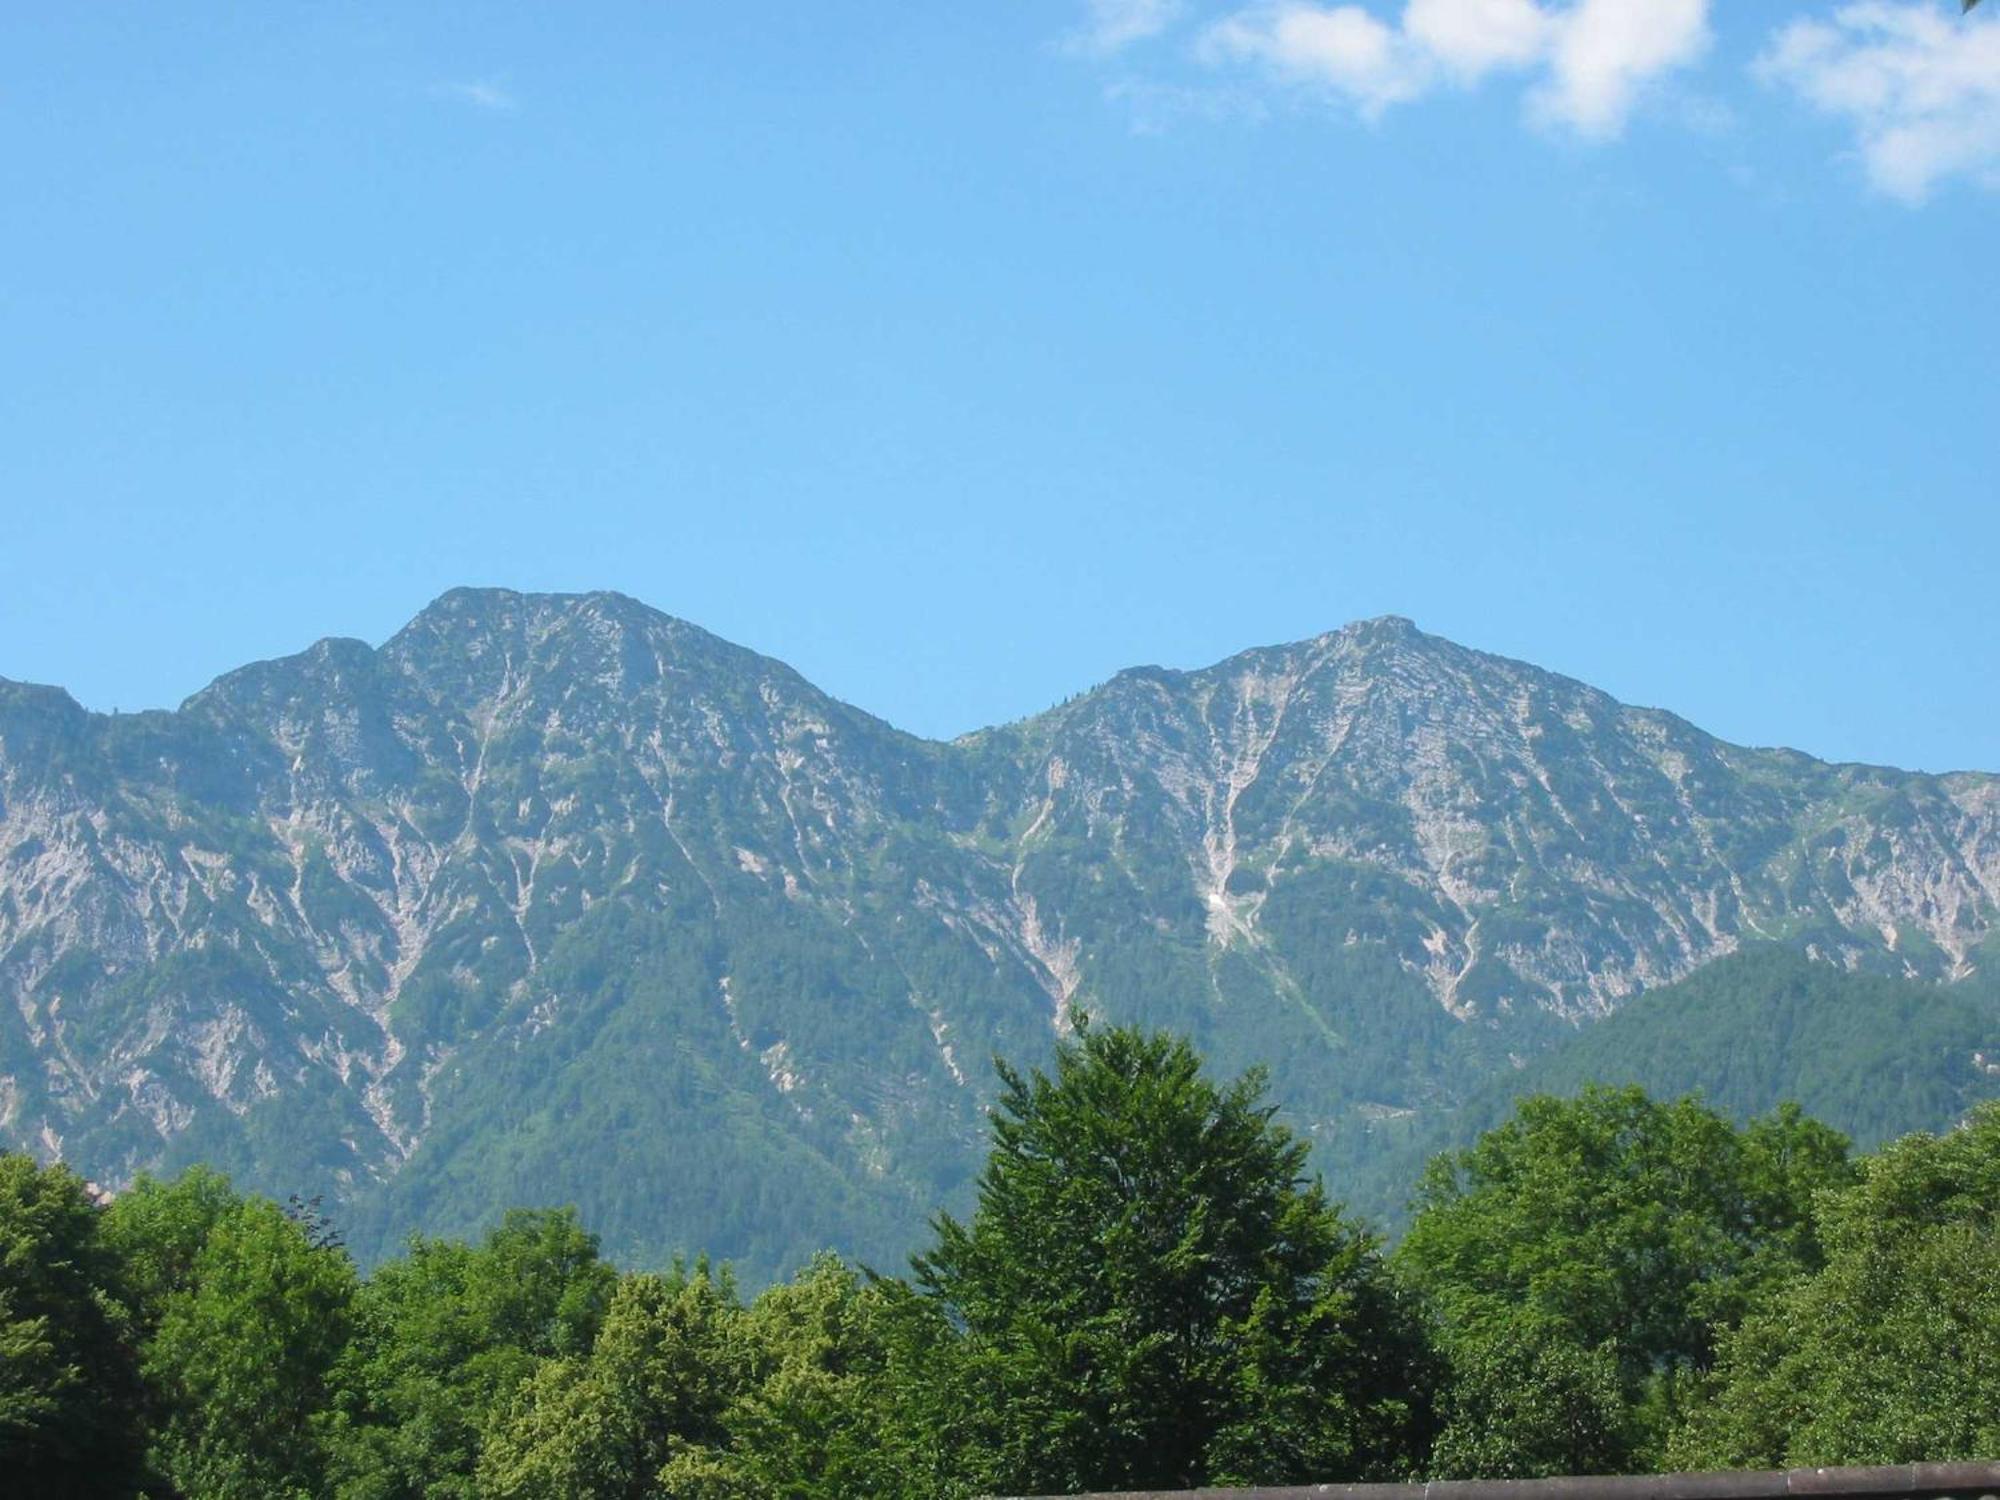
136 1192 357 1499
1395 1086 1852 1474
324 1207 618 1499
0 1156 144 1496
912 1018 1432 1495
1671 1101 2000 1468
478 1262 747 1499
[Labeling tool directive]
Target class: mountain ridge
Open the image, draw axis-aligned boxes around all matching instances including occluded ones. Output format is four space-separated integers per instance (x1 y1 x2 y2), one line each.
2 587 1993 1279
10 589 1978 778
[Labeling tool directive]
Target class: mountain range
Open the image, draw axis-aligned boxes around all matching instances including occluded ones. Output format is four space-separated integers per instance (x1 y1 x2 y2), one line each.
3 589 1995 1279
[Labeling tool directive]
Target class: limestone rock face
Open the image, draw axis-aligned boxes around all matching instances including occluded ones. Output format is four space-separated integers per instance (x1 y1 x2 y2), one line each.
1 590 1993 1277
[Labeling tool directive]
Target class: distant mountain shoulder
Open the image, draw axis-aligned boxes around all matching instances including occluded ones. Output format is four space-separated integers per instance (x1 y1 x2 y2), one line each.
1 589 1994 1280
1342 948 2000 1233
1470 945 2000 1144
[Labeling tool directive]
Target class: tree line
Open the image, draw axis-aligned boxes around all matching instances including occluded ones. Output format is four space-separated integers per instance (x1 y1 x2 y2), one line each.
5 1015 1998 1498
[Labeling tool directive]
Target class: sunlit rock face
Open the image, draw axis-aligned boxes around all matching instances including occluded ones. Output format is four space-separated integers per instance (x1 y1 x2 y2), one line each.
2 589 1993 1278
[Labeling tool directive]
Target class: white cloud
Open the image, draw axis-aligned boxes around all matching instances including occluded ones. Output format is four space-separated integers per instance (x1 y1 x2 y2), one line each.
1192 0 1710 135
434 79 518 113
1201 4 1421 113
1759 1 2000 201
1404 0 1551 77
1071 0 1185 53
1537 0 1710 136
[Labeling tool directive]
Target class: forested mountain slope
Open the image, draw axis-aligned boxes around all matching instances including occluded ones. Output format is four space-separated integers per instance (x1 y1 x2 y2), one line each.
1458 945 2000 1146
1349 945 2000 1231
2 589 1994 1277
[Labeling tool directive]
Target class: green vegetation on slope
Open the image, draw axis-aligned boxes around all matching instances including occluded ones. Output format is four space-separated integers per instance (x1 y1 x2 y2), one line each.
1462 945 2000 1146
1347 945 2000 1231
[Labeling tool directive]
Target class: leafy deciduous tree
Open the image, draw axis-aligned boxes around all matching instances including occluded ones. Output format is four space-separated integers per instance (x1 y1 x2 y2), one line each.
1424 1316 1630 1479
684 1254 964 1499
325 1207 617 1499
0 1155 144 1496
1671 1102 2000 1467
912 1018 1433 1495
479 1262 747 1500
139 1193 357 1499
1396 1087 1851 1474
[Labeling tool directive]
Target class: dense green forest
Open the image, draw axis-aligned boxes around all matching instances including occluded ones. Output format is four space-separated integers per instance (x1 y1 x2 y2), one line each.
6 1017 2000 1498
1452 946 2000 1144
1345 945 2000 1230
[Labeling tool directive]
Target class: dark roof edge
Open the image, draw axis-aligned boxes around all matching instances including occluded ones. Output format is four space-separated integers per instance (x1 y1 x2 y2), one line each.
997 1461 2000 1500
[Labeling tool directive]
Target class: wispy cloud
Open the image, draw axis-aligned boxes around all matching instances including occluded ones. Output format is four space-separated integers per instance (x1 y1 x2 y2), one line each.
1200 4 1423 115
1071 0 2000 202
1069 0 1186 54
1759 1 2000 201
433 78 518 113
1104 75 1274 131
1194 0 1710 135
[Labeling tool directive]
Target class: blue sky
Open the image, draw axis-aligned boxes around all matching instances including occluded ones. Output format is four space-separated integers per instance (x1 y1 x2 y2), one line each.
2 2 1995 771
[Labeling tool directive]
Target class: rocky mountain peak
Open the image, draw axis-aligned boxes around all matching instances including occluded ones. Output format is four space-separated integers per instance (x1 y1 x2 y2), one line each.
0 592 1994 1278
